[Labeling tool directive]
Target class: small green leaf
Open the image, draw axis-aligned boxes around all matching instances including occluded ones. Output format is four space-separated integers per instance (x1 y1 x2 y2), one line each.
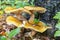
15 1 30 8
34 12 39 17
8 27 21 38
34 19 39 24
0 36 7 40
53 12 60 19
56 23 60 30
30 0 35 6
54 30 60 37
9 1 15 7
1 5 6 10
15 1 24 8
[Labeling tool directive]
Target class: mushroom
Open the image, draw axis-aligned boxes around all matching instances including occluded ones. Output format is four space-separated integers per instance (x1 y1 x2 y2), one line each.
24 6 47 13
6 16 22 27
4 7 16 13
28 14 52 33
6 16 52 33
5 6 49 33
4 7 32 15
24 21 48 33
4 6 47 14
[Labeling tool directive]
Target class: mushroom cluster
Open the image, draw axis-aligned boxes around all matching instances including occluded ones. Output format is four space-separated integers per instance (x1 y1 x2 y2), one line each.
5 6 52 33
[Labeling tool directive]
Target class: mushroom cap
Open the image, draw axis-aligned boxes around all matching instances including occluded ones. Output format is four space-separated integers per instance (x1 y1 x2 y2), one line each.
4 7 16 13
4 6 46 14
6 16 22 27
24 21 47 33
24 6 47 13
4 7 32 15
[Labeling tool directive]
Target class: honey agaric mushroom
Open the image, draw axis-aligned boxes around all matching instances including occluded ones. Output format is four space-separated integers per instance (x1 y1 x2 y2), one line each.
5 6 49 33
24 21 48 33
11 8 32 15
24 6 47 13
28 14 52 33
4 7 32 15
6 16 52 33
6 16 22 27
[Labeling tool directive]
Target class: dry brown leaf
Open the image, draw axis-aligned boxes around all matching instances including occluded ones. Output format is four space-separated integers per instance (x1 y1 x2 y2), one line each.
30 30 36 36
0 31 6 36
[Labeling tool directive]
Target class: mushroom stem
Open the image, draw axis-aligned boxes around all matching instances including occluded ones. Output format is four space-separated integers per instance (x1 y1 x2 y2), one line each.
47 27 52 29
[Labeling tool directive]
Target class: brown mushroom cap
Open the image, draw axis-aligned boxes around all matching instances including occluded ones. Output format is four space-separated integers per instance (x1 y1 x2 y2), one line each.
4 7 32 15
24 6 47 13
6 16 22 27
24 21 48 33
4 7 16 13
4 6 46 14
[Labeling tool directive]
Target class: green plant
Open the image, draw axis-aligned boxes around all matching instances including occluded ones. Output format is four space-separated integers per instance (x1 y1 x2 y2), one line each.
53 12 60 37
0 36 7 40
0 27 21 40
34 18 40 24
8 27 21 38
